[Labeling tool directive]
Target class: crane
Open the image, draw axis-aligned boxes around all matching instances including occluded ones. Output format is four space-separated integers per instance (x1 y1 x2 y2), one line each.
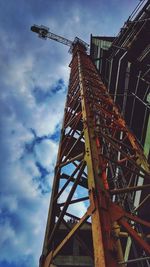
31 23 150 267
30 24 89 52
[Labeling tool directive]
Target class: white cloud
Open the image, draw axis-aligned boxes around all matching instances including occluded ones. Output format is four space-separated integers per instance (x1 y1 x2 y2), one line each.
0 221 16 248
0 194 50 265
31 93 65 136
34 139 58 169
6 56 34 93
0 194 18 212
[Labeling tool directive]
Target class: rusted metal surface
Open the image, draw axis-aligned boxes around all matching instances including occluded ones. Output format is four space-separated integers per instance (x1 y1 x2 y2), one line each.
40 41 150 267
110 184 150 194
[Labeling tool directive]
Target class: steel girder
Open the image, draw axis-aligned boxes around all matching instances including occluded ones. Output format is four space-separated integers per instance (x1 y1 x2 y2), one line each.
40 42 150 267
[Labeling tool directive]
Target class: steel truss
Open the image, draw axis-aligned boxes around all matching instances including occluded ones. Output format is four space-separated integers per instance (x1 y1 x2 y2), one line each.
40 42 150 267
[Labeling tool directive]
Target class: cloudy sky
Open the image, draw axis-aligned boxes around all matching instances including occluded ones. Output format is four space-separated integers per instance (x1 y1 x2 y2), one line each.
0 0 142 266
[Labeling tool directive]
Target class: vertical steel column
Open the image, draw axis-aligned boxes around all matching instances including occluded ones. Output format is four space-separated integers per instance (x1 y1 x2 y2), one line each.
76 44 107 267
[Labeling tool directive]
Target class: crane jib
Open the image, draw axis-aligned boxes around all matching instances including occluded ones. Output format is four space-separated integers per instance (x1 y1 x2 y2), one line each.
30 24 89 53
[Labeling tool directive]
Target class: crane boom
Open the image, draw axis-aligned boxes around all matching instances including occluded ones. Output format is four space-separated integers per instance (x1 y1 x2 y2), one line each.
31 25 72 46
31 24 89 52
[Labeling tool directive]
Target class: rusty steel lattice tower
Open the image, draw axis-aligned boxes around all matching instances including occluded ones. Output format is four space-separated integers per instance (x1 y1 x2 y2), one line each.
40 41 150 267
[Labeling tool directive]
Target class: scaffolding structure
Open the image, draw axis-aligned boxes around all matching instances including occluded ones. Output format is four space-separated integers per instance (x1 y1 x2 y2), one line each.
90 1 150 150
39 40 150 267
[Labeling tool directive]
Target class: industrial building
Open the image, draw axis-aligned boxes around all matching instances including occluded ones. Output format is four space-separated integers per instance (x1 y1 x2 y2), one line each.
90 0 150 159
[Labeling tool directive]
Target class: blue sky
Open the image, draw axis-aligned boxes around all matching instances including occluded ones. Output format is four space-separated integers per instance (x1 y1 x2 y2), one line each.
0 0 142 266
